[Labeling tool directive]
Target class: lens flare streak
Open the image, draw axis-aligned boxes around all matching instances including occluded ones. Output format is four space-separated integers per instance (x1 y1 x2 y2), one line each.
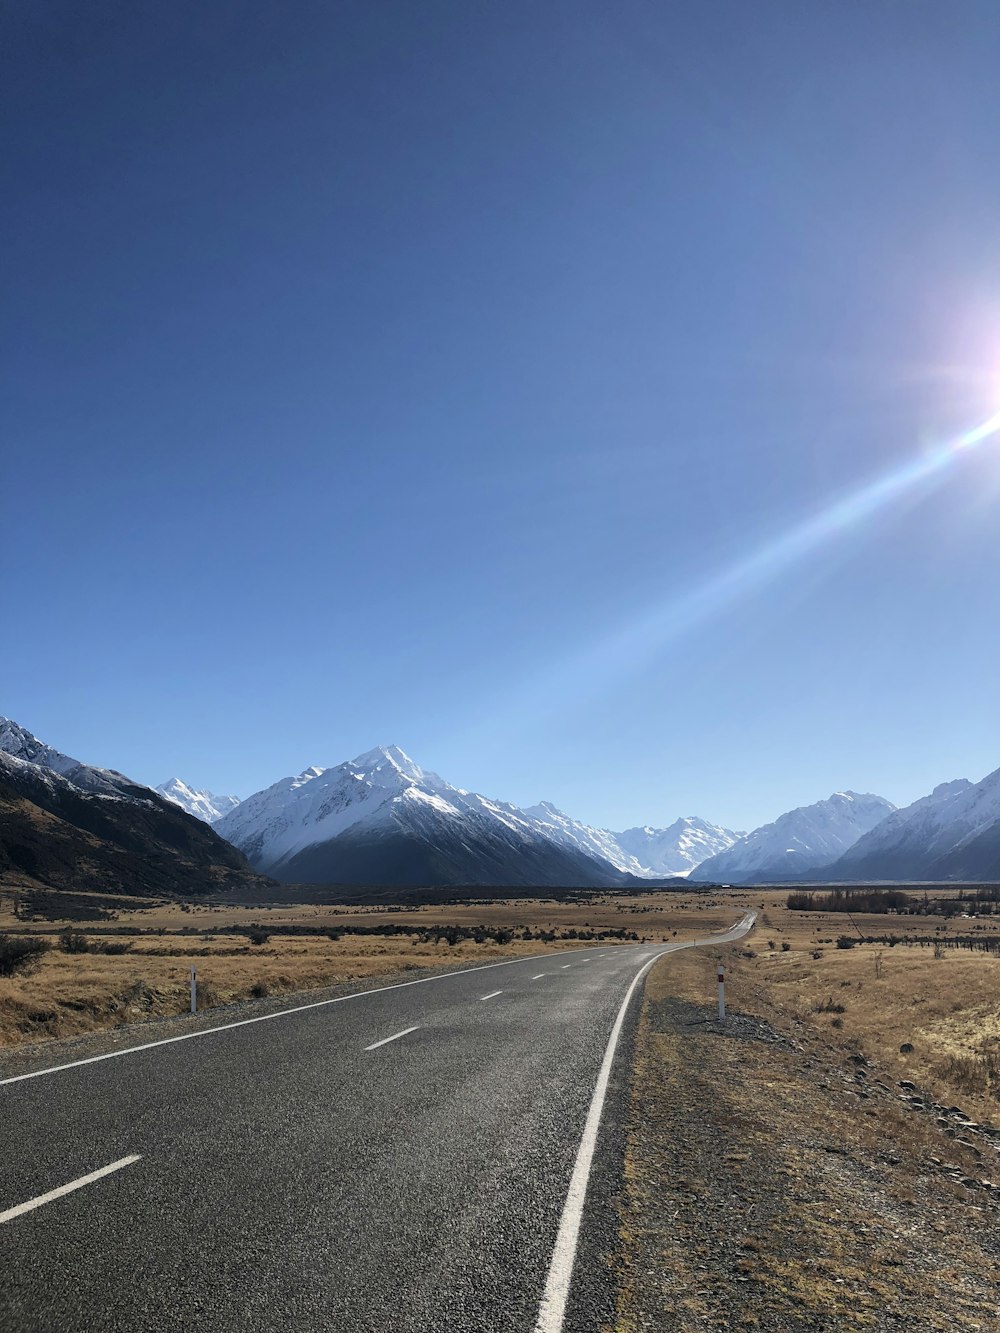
484 409 1000 729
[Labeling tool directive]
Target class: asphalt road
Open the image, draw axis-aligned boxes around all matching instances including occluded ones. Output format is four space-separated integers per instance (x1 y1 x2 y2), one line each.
0 913 754 1333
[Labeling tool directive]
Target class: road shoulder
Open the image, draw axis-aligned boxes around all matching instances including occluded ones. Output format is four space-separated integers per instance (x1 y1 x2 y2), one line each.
610 945 1000 1331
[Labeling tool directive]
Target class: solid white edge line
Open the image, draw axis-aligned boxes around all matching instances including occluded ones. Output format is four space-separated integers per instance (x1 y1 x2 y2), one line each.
0 942 646 1088
364 1025 419 1051
532 911 756 1333
479 990 503 1001
0 1155 142 1225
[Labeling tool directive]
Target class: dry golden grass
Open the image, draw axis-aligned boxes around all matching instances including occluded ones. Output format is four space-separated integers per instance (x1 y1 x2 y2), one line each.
678 893 1000 1124
0 890 744 1049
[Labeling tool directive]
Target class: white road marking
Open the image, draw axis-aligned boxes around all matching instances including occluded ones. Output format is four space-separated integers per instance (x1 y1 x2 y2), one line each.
533 910 757 1333
479 990 503 1001
531 974 546 981
0 943 646 1088
560 964 571 969
0 1155 141 1226
364 1026 419 1051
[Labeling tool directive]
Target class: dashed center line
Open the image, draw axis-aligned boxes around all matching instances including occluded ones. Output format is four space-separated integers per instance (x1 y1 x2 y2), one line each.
0 1155 142 1226
560 964 571 969
364 1026 419 1051
479 990 503 1001
531 974 546 981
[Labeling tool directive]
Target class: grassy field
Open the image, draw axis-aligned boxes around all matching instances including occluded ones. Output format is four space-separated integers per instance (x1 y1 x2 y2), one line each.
685 888 1000 1124
0 890 741 1048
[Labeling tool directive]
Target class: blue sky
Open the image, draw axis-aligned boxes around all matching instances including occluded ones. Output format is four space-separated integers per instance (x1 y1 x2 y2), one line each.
5 1 1000 832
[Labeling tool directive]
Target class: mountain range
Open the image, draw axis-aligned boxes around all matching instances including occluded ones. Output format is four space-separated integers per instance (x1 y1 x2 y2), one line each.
211 745 746 887
4 714 1000 893
689 791 896 883
820 768 1000 882
212 744 1000 887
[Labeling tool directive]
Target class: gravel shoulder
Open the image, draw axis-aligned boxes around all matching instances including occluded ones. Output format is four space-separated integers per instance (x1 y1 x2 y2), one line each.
610 946 1000 1331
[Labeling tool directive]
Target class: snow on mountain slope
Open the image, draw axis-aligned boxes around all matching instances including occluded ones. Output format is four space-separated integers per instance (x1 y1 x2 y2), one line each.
825 769 1000 881
522 802 652 876
0 716 142 800
156 778 241 824
519 807 742 879
690 791 896 883
614 817 744 877
215 746 629 887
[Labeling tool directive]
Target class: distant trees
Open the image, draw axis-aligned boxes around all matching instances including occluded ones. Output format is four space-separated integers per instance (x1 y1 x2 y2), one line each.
787 889 910 913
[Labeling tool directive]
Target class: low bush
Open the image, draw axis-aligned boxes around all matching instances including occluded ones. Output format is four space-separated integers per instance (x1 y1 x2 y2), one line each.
0 933 50 977
58 928 91 954
96 940 132 955
934 1048 999 1097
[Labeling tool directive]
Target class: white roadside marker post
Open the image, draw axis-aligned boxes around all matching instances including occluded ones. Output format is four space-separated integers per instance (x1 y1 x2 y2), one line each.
717 964 726 1022
190 966 197 1015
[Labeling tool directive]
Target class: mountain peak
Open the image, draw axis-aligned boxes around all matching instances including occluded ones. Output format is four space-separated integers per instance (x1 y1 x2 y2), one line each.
0 716 81 777
348 745 424 783
156 778 241 825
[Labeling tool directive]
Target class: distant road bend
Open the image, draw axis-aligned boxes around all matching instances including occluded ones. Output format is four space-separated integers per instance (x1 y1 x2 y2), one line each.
0 911 755 1332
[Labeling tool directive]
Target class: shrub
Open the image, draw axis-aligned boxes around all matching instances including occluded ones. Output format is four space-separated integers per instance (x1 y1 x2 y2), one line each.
781 941 791 952
249 980 270 999
58 928 91 954
97 940 132 955
0 933 50 977
835 935 856 950
246 927 270 946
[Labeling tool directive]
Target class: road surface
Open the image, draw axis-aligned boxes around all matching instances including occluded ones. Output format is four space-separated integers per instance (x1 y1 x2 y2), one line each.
0 912 754 1332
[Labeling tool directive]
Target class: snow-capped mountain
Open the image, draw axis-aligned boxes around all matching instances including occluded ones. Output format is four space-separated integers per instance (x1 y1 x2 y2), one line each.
0 718 263 897
156 778 240 825
614 817 744 877
0 715 134 798
216 745 633 888
521 802 652 877
824 768 1000 881
519 807 741 879
690 791 896 883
